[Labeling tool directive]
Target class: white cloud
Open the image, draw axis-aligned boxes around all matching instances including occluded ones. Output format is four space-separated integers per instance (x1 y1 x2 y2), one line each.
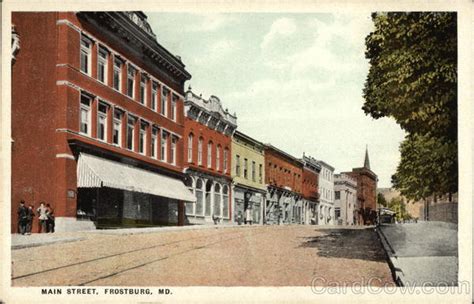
188 14 235 32
260 17 297 50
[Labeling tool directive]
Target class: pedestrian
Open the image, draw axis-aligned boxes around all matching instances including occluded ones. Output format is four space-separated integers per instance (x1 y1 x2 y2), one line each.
17 200 28 235
36 202 48 233
46 203 55 233
26 204 35 235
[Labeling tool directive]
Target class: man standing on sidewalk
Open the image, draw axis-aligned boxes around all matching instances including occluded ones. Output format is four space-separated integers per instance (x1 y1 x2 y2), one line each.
17 200 28 235
26 204 35 235
36 202 48 233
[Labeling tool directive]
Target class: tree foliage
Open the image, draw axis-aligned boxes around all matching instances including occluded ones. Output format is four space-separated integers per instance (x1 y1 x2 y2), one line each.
377 193 387 207
363 12 457 200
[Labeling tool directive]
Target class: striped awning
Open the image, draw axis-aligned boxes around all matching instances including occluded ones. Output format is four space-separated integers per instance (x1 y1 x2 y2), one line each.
77 153 196 202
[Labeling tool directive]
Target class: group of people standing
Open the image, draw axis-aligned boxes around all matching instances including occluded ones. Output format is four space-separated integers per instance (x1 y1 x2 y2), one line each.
17 200 55 235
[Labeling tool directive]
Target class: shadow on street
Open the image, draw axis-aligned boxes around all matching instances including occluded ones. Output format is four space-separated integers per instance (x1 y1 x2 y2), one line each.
298 227 387 262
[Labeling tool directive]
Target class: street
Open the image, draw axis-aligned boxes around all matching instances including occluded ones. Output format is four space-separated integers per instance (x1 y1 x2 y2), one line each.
12 226 394 286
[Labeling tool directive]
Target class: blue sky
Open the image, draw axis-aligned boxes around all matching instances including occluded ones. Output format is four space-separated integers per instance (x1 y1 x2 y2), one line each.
147 13 406 187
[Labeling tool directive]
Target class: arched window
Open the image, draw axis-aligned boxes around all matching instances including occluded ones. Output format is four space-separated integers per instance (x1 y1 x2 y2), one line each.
205 180 212 216
195 178 204 215
207 141 213 168
187 133 194 163
222 185 229 218
198 137 203 165
216 145 221 171
223 148 229 173
213 183 221 217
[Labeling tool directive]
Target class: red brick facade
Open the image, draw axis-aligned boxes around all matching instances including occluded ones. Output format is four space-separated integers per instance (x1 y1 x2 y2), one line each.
11 12 191 232
302 167 319 202
264 146 303 194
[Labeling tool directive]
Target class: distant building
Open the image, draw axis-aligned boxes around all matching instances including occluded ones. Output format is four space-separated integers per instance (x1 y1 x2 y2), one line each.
344 147 378 225
316 160 335 225
264 145 304 225
301 154 321 225
231 131 266 225
182 88 237 225
334 173 357 225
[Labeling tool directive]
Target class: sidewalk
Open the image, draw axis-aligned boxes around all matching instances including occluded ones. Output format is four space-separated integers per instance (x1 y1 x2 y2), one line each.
11 223 258 250
377 221 458 286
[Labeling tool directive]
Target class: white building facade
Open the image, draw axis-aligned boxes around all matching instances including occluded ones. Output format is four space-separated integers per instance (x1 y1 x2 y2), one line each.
316 161 335 225
334 173 357 225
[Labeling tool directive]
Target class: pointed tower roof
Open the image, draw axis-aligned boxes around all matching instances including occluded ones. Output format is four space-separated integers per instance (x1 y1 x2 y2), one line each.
364 145 371 170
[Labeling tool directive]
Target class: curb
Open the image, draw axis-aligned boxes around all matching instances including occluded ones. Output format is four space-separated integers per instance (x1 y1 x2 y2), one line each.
375 225 405 286
12 237 86 250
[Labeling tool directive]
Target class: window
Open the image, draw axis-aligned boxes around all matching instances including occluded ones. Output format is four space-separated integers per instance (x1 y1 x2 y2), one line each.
97 102 108 141
207 142 213 168
236 155 241 176
213 183 221 217
113 109 122 146
161 87 168 115
187 134 193 163
198 137 203 165
244 158 248 179
140 75 147 105
223 148 228 173
216 146 221 171
139 122 147 155
161 131 168 161
151 127 158 158
171 95 177 121
259 164 263 183
195 179 204 215
80 36 91 75
80 94 91 135
127 65 136 98
127 116 135 150
113 57 122 91
97 47 108 83
151 82 158 111
222 185 229 218
252 161 256 181
335 191 340 200
170 136 177 165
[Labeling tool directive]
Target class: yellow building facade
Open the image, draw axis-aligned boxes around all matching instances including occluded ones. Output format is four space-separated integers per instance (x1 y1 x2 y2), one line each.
231 131 266 224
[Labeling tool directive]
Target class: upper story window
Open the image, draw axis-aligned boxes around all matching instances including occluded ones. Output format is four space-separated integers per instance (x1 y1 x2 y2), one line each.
113 57 122 91
335 191 340 200
79 94 91 136
97 102 108 142
170 136 177 165
236 155 241 176
161 87 168 116
112 109 122 146
171 95 177 121
244 158 248 179
223 148 228 173
187 133 194 163
161 131 168 162
259 164 263 184
198 137 203 165
127 65 136 99
97 47 108 84
216 146 221 171
207 142 213 168
139 121 147 155
80 36 92 75
252 161 256 182
151 82 158 111
140 75 147 105
151 127 158 159
127 116 136 151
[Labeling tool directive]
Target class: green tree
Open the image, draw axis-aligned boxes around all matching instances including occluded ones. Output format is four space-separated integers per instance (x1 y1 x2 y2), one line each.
363 12 457 200
377 193 388 207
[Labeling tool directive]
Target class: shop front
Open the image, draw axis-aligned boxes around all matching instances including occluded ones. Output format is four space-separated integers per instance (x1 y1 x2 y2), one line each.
233 185 265 225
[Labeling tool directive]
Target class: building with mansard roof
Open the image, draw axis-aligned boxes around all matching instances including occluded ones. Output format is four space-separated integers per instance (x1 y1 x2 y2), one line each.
11 11 196 232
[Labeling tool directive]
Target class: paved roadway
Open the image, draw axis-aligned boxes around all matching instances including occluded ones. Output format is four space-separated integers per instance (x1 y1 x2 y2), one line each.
12 225 394 286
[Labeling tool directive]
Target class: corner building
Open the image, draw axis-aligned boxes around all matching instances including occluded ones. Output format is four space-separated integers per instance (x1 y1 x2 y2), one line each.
183 88 237 224
11 12 196 232
231 131 266 225
264 145 304 225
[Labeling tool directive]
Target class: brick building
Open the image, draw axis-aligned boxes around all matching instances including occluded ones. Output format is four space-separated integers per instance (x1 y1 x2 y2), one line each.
182 88 237 224
300 154 321 225
11 12 196 233
231 131 266 225
344 147 378 225
264 145 303 225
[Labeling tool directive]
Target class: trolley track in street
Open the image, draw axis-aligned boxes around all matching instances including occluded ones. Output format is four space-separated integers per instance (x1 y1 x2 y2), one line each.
12 227 268 285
